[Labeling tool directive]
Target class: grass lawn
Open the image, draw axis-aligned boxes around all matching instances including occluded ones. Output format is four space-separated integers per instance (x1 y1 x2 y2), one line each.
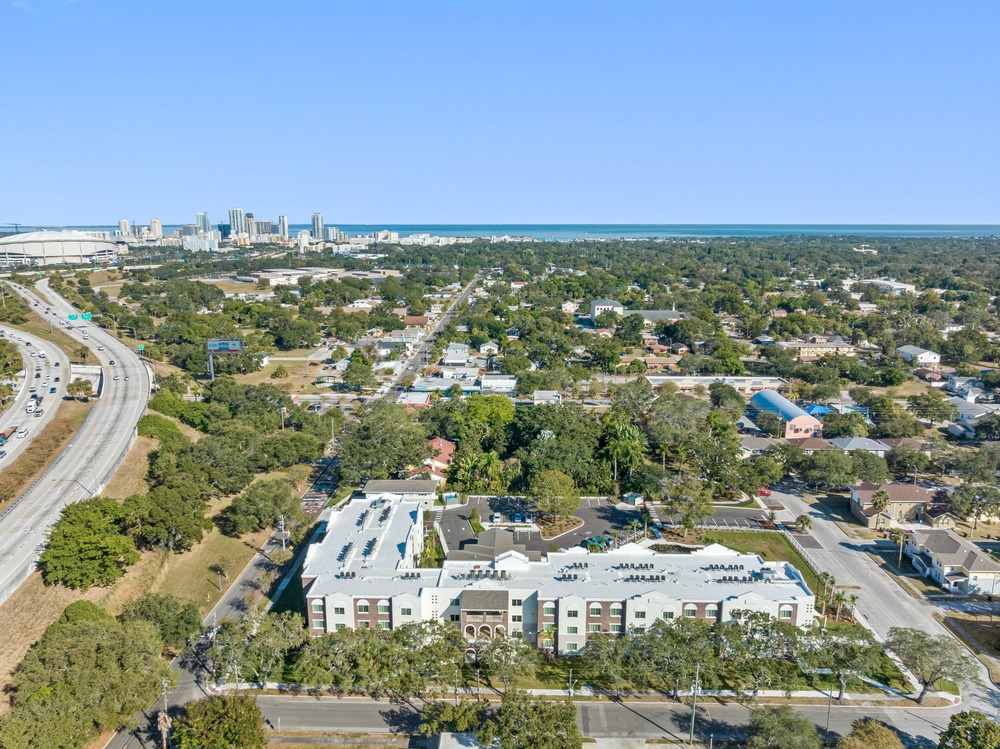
0 398 93 513
101 434 155 499
202 279 267 295
703 530 821 594
271 567 305 618
154 514 271 617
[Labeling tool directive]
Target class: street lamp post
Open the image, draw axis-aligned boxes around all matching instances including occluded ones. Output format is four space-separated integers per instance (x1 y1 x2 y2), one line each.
689 663 700 746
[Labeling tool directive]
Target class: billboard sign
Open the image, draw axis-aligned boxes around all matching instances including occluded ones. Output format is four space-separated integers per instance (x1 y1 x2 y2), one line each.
207 339 243 352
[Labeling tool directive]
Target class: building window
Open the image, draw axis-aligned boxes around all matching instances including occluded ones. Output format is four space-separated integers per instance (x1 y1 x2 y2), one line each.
634 610 646 620
400 607 412 616
357 602 370 614
662 611 674 620
543 605 555 617
311 600 324 611
335 623 346 631
588 624 601 632
542 639 554 649
334 606 345 616
379 621 391 630
511 615 522 623
449 614 460 622
567 626 578 634
684 606 698 618
610 606 623 617
779 606 793 620
566 642 578 652
589 605 602 616
610 624 622 633
377 604 390 615
705 607 718 620
311 619 325 629
511 599 523 607
451 598 460 606
566 608 579 618
359 621 371 629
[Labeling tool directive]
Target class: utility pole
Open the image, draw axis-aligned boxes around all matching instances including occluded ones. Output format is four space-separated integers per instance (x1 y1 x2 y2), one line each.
278 515 286 551
826 687 833 735
689 663 700 746
568 667 577 698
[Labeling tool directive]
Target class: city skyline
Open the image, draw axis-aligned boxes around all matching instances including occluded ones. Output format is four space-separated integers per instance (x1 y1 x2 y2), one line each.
3 2 999 225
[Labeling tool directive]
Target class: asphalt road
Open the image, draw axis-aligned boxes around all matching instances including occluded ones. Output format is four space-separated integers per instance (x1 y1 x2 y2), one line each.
252 694 954 747
0 280 151 604
387 272 481 402
771 486 1000 718
0 324 70 463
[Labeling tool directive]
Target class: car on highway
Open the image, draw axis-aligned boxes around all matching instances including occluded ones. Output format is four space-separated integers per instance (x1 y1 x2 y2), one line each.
38 352 45 358
17 429 27 439
34 373 39 379
29 352 36 357
98 346 105 351
124 375 130 381
109 359 114 365
54 376 60 382
0 451 6 459
54 362 59 367
113 375 120 381
28 386 35 392
49 387 56 394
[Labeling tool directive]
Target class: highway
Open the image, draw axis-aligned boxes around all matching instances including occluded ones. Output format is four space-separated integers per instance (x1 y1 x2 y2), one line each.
0 279 151 604
0 325 70 462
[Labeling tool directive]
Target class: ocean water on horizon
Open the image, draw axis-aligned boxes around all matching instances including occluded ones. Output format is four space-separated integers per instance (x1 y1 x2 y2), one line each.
51 223 1000 240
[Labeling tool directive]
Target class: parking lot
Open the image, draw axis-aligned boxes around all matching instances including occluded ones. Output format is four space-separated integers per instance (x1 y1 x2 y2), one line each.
440 495 648 555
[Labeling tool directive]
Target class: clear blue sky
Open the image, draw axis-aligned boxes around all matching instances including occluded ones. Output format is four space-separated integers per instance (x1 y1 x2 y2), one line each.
2 1 998 226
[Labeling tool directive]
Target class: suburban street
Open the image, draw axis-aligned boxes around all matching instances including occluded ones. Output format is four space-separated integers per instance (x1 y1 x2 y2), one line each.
0 280 151 604
387 272 481 402
771 484 1000 717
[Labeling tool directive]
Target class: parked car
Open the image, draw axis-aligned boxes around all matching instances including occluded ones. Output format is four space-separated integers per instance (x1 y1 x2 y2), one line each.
512 512 523 523
490 513 503 524
758 488 772 497
523 513 533 524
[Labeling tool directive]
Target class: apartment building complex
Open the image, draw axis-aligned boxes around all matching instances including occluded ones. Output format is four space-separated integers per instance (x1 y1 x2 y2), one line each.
302 493 816 654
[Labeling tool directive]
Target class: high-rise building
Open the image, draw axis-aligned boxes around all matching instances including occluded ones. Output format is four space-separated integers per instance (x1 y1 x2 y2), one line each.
228 208 246 236
312 212 323 239
246 213 257 238
278 215 289 239
257 219 273 235
118 219 130 235
150 218 163 239
196 212 211 233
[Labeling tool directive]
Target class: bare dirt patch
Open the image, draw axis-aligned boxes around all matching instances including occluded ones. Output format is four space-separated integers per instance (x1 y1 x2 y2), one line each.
101 434 156 499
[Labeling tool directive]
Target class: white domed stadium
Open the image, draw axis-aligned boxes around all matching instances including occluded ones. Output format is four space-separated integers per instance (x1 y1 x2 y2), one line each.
0 230 119 266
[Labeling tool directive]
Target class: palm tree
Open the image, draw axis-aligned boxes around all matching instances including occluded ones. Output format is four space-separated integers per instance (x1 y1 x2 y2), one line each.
818 572 836 616
795 514 813 532
833 591 847 621
604 421 645 495
889 527 907 569
846 594 860 622
871 489 891 530
74 345 91 364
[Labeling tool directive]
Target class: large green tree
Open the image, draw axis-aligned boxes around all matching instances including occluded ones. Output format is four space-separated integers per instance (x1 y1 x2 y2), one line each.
886 627 980 704
837 718 904 749
746 705 821 749
119 593 202 650
477 689 582 749
937 710 1000 749
172 694 268 749
528 469 581 519
219 478 301 536
40 497 139 589
339 400 429 484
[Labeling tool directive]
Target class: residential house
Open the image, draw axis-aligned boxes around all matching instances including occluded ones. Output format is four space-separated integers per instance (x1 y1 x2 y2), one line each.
829 437 891 458
914 368 945 383
561 301 579 315
776 339 860 361
849 482 933 528
479 342 500 355
480 374 517 397
946 395 998 438
896 345 941 370
590 299 624 323
397 392 432 410
669 342 690 355
787 437 834 455
904 529 1000 594
425 437 457 484
749 390 823 440
622 309 685 328
402 315 430 328
442 343 471 366
739 436 783 459
919 506 959 530
533 390 562 405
